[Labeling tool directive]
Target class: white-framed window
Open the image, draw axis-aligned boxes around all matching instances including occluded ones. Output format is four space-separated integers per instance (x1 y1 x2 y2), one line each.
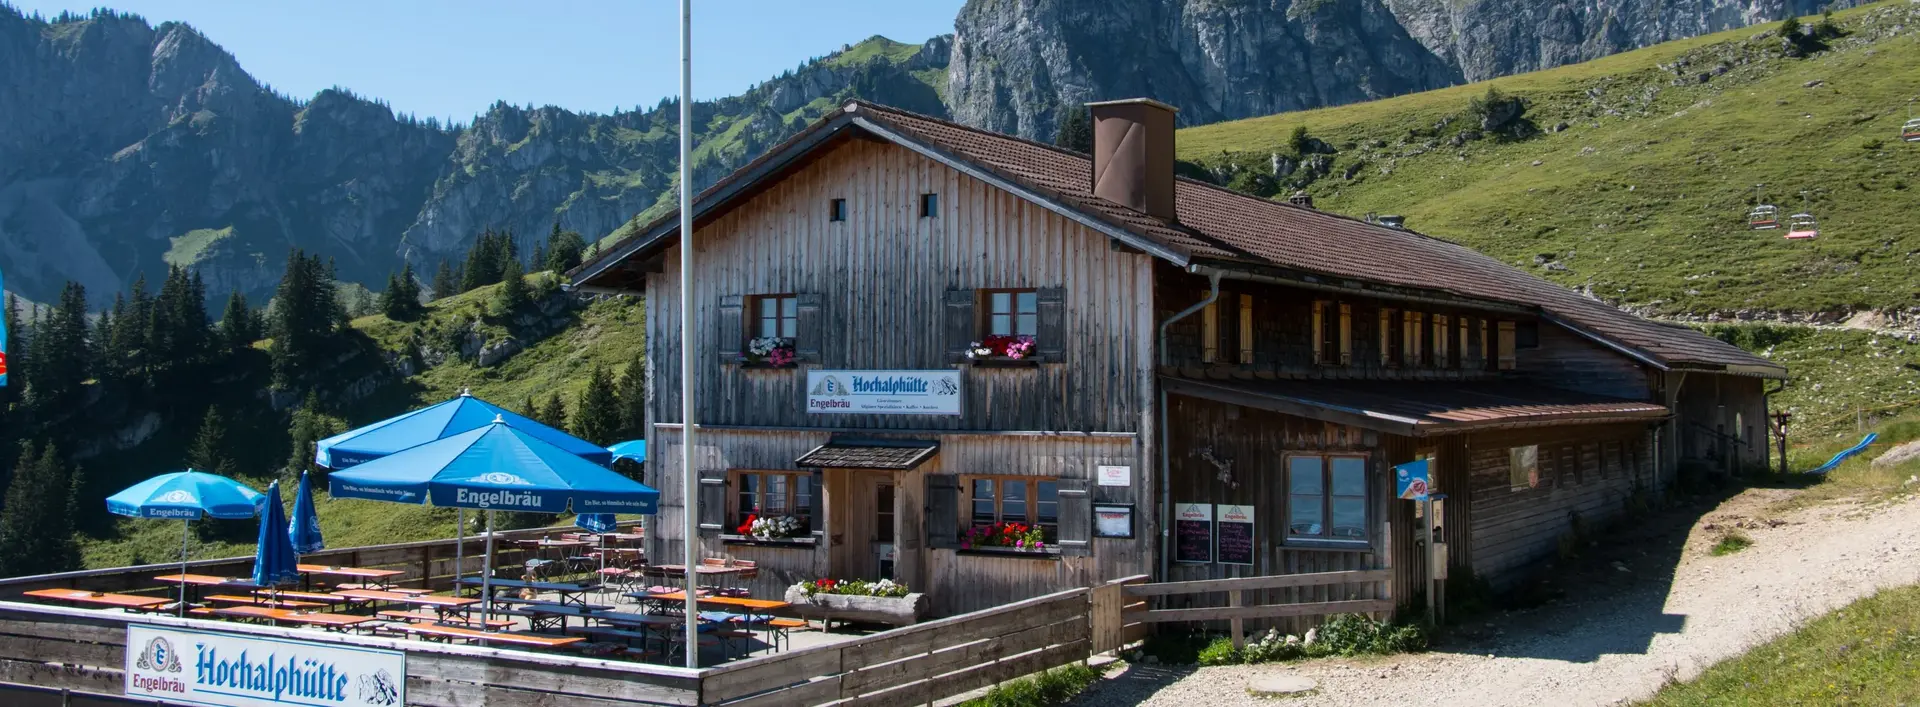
753 294 797 339
1286 454 1368 544
1509 445 1539 491
731 470 814 533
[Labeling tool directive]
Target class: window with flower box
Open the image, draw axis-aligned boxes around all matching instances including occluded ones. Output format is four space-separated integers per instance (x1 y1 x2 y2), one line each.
729 470 813 540
967 289 1039 361
963 476 1059 550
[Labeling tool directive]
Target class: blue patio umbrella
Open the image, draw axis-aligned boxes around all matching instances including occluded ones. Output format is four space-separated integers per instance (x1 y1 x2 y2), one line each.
315 390 614 591
252 481 301 589
315 389 613 469
289 470 325 554
106 470 265 615
574 513 617 534
607 439 646 463
329 417 658 622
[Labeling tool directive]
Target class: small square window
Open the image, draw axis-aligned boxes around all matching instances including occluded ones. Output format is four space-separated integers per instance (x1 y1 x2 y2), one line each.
829 198 847 222
985 289 1038 337
920 193 939 218
1509 445 1540 491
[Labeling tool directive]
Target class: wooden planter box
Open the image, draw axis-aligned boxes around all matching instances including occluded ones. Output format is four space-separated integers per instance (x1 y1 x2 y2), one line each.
783 588 929 626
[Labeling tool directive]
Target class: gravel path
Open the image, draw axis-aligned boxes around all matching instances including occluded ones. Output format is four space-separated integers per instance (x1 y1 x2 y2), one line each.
1072 490 1920 707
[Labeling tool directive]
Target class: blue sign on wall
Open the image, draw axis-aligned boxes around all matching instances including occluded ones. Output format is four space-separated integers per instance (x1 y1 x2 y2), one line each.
1394 459 1430 501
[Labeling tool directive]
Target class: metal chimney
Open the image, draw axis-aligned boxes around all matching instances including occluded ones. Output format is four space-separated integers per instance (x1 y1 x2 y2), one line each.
1088 98 1179 221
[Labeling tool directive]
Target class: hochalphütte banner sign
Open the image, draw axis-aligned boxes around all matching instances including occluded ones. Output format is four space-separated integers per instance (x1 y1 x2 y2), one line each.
125 624 405 707
806 370 962 415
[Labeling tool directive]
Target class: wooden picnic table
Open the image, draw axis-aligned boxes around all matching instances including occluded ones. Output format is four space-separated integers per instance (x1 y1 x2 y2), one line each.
210 605 376 631
457 577 599 607
635 591 789 613
252 589 351 605
152 573 260 603
377 610 514 630
205 594 328 611
404 623 585 649
331 589 479 615
297 564 404 588
23 588 170 611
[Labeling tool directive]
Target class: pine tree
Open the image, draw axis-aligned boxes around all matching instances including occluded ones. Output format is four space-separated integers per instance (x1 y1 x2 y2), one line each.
285 392 343 480
535 393 568 429
269 250 341 388
119 275 153 380
461 229 507 291
218 290 258 354
188 406 235 475
544 225 588 274
28 282 91 415
378 271 416 320
616 347 646 440
0 442 80 577
431 259 455 301
490 256 530 318
1054 106 1093 154
571 364 621 445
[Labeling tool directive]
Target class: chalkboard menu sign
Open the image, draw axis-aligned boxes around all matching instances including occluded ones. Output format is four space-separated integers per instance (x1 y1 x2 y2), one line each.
1173 503 1212 564
1216 504 1255 566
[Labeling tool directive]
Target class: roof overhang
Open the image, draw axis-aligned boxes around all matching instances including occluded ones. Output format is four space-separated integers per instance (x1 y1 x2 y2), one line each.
1163 376 1670 438
795 439 941 470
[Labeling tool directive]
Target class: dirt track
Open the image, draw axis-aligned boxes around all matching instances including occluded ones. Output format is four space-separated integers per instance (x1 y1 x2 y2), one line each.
1072 490 1920 707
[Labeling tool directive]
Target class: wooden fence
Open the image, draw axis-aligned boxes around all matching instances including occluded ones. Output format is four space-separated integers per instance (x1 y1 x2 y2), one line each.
0 556 1393 705
1124 569 1394 648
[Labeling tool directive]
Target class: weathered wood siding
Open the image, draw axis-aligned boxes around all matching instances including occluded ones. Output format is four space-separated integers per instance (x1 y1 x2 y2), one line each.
1464 423 1652 588
1162 395 1391 631
1513 323 1654 400
1674 373 1770 473
1156 264 1507 382
648 426 1148 617
646 138 1156 433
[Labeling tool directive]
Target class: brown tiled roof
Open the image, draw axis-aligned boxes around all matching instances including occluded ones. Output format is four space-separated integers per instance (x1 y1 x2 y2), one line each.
573 99 1782 376
795 440 940 470
1165 377 1669 437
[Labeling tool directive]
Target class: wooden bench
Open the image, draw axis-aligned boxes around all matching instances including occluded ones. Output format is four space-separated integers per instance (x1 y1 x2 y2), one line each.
335 583 431 596
256 589 350 604
377 610 512 630
205 594 327 610
404 623 584 649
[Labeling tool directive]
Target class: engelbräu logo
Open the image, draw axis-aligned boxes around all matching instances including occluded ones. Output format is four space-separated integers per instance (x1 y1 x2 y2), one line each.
136 636 182 672
455 488 543 508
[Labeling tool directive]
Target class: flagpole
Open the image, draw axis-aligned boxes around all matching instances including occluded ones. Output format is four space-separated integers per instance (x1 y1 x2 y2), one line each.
678 0 700 669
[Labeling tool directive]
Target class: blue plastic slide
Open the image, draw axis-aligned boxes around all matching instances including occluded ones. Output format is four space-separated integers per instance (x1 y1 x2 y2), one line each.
1807 433 1878 474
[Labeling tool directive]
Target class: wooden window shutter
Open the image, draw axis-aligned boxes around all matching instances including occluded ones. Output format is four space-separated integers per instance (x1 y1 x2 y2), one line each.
1497 321 1517 370
1433 314 1451 368
925 475 960 549
943 289 976 363
1406 312 1424 366
1379 309 1393 365
793 293 823 361
1055 478 1092 556
1311 300 1326 364
1201 301 1219 363
1338 303 1352 365
716 295 744 363
1458 317 1471 369
696 468 727 535
1238 294 1255 364
1035 286 1066 362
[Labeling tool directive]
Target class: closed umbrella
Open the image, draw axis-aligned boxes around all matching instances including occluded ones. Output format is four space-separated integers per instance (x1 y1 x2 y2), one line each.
330 417 658 624
289 470 325 554
252 481 301 591
106 470 265 615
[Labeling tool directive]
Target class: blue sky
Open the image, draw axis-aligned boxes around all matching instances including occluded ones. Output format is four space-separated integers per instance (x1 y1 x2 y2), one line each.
16 1 964 123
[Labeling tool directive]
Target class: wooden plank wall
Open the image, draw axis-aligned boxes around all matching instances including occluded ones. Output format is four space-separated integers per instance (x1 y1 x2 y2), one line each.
1163 395 1391 632
0 525 580 599
1512 323 1654 401
1464 423 1650 588
1157 263 1509 383
699 587 1091 707
646 137 1157 433
650 428 1145 617
0 603 702 707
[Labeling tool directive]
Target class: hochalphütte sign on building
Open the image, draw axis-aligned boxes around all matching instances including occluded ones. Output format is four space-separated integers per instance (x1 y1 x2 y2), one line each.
806 370 962 415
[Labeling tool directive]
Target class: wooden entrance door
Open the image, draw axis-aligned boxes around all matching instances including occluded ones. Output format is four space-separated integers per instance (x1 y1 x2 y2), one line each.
829 470 897 581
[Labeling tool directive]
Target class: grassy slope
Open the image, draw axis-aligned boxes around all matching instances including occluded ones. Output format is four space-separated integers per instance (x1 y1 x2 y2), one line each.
1642 582 1920 706
78 276 645 569
1178 1 1920 317
1701 323 1920 437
